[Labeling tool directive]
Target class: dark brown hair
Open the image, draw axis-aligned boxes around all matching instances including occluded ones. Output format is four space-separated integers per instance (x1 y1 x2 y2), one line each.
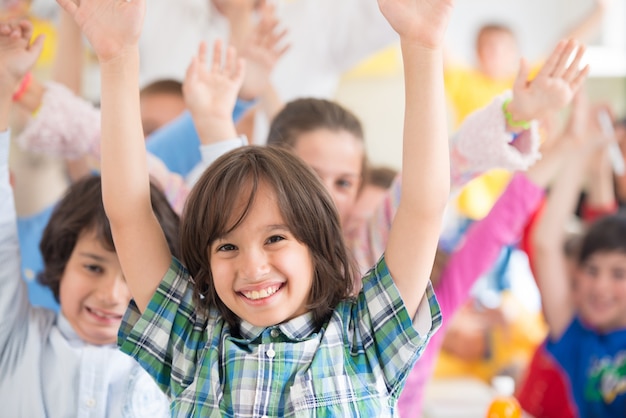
578 212 626 265
38 175 180 302
267 98 364 147
180 146 357 329
139 79 183 99
364 165 398 190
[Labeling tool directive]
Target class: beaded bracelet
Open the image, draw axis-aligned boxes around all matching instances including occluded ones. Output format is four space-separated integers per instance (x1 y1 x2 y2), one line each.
12 72 32 102
502 97 531 130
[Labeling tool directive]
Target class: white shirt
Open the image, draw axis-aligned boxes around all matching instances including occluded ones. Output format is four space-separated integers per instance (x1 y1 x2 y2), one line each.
0 130 169 418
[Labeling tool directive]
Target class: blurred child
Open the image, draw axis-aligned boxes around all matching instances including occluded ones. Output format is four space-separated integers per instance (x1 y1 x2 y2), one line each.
517 93 626 417
0 19 180 416
139 79 185 136
60 0 453 414
346 164 398 233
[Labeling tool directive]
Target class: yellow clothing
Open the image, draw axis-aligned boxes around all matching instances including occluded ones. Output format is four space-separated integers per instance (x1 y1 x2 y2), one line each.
445 66 515 128
434 292 548 384
31 16 58 68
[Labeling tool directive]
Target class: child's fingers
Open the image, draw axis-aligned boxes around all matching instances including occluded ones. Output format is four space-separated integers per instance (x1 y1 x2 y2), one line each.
17 19 33 41
537 40 566 79
225 45 238 78
551 39 577 78
184 56 199 86
197 41 208 66
562 44 586 84
56 0 79 16
513 58 530 93
234 58 246 83
211 39 223 73
570 65 590 94
28 34 46 61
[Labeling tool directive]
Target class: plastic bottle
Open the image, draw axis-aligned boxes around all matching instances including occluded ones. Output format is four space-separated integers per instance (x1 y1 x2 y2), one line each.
485 375 522 418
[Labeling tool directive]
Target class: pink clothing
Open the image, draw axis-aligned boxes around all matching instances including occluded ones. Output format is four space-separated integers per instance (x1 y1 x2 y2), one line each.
347 92 541 274
16 82 189 214
396 173 545 417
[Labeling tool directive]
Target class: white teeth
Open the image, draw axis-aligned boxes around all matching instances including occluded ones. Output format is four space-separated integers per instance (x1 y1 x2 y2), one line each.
89 308 119 319
243 285 280 300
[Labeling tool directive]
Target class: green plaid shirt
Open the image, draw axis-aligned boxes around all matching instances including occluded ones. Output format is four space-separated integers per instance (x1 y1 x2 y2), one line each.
118 255 441 417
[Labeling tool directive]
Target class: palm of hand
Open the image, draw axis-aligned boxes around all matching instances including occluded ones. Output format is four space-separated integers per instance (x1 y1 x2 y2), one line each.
0 31 36 89
378 0 453 47
186 70 240 120
517 76 575 117
66 0 144 62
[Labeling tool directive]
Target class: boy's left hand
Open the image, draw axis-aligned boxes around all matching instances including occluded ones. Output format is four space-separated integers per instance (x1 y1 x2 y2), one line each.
56 0 145 62
378 0 453 48
0 21 43 93
508 39 589 123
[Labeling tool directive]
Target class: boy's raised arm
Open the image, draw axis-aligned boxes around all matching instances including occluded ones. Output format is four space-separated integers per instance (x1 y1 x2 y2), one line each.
380 0 453 319
57 0 172 312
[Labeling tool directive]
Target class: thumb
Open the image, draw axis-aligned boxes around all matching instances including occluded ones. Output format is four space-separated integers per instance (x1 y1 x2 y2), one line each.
27 34 45 67
513 58 530 93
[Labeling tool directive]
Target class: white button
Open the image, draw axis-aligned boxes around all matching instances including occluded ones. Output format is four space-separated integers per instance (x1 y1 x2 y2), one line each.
266 348 276 359
24 268 35 281
270 329 279 338
85 398 96 408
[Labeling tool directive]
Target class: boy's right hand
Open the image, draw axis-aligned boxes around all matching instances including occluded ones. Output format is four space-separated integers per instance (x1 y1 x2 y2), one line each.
183 40 244 144
56 0 145 62
0 21 43 94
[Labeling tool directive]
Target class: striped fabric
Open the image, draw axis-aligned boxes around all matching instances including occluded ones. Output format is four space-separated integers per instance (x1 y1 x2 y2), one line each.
119 255 440 417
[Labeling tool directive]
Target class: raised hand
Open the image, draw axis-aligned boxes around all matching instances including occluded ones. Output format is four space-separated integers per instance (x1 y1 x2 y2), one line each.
238 2 289 101
0 20 44 93
183 40 244 144
507 40 589 123
56 0 144 62
378 0 454 47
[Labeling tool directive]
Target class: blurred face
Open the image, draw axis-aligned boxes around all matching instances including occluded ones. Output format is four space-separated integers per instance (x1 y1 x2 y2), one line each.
576 251 626 333
346 184 387 232
0 0 30 19
210 181 314 327
59 230 131 345
477 29 519 79
211 0 260 15
140 93 186 137
292 129 364 226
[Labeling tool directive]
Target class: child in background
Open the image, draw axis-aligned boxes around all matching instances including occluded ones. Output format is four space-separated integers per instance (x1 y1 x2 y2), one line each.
60 0 453 414
517 93 626 417
0 20 180 417
346 164 398 233
139 79 186 137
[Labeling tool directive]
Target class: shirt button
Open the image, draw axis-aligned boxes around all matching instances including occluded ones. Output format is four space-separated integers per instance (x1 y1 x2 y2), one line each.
24 268 35 281
85 398 96 408
266 348 276 359
270 329 279 338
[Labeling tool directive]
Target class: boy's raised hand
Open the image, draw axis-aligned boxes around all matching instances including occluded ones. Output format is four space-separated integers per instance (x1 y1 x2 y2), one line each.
508 40 589 123
0 21 43 93
378 0 453 47
183 40 244 143
238 2 289 101
56 0 144 62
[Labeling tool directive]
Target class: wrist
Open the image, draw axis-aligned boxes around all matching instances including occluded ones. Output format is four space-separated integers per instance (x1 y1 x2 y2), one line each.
503 98 532 131
192 114 238 146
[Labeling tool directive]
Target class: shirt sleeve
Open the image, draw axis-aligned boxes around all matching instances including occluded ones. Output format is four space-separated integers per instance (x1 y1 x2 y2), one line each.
184 135 248 188
0 130 30 357
435 172 545 320
346 255 441 396
118 257 212 398
449 91 542 192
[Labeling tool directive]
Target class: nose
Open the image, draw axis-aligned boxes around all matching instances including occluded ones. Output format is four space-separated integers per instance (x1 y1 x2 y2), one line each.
238 246 271 282
96 272 128 306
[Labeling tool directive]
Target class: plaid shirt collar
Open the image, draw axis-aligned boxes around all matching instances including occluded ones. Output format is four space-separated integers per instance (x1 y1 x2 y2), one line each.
238 311 317 342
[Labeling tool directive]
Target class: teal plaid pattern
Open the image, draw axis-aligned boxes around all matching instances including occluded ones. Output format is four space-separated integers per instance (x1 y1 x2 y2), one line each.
118 255 441 417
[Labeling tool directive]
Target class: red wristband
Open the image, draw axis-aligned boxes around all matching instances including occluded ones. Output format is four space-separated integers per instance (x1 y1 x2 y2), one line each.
12 72 32 102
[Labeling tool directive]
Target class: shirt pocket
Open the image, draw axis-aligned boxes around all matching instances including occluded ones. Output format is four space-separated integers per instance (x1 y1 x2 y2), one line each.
289 374 391 417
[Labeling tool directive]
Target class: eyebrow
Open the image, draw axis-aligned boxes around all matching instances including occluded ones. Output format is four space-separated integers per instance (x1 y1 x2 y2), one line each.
78 252 110 263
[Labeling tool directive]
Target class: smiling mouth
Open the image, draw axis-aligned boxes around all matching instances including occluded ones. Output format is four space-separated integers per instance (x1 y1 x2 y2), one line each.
241 284 283 301
86 307 123 321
